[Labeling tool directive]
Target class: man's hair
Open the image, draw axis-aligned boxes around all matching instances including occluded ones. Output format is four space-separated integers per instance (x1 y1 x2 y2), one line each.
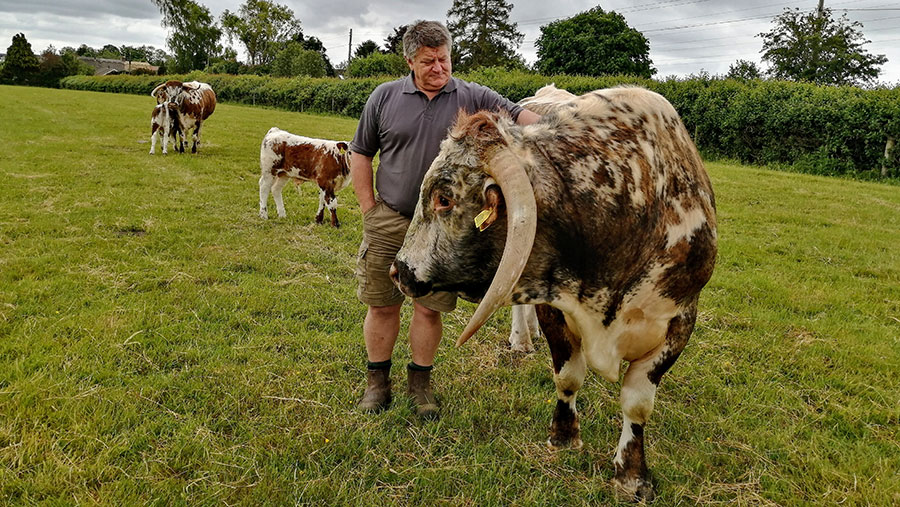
402 20 452 61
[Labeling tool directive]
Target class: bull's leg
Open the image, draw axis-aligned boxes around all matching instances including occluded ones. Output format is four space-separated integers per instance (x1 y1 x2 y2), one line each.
161 123 170 154
612 306 697 502
259 173 275 219
536 305 585 449
509 305 540 352
271 176 290 218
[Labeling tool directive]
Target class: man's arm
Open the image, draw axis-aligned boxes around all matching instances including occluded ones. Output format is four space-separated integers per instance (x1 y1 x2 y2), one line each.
351 151 377 215
516 109 541 126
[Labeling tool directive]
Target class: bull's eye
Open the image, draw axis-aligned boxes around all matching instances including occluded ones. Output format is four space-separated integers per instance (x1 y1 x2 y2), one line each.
432 193 454 214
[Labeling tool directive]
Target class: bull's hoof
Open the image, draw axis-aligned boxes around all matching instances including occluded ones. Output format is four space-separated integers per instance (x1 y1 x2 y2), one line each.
259 210 269 219
315 213 324 224
508 335 535 353
612 476 655 503
546 434 582 450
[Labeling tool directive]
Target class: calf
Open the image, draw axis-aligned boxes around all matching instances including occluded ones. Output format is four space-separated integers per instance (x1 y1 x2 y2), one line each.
150 80 216 153
259 127 352 227
149 102 182 155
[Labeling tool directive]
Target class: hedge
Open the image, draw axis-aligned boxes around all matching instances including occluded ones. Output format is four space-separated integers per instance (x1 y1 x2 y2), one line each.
60 70 899 176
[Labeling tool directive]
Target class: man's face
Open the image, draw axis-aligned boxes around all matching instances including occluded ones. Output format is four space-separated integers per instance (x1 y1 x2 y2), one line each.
407 45 452 94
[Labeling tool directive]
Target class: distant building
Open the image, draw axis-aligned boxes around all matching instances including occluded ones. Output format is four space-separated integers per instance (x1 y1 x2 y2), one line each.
77 56 159 75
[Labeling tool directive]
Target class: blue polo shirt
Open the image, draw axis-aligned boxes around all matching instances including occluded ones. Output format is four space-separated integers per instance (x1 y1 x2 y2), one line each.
350 74 524 217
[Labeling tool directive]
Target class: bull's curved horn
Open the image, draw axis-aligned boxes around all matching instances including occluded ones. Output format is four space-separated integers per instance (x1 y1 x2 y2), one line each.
457 149 537 346
150 84 166 102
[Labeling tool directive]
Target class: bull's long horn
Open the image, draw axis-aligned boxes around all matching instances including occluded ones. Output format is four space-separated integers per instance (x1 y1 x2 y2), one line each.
457 149 537 346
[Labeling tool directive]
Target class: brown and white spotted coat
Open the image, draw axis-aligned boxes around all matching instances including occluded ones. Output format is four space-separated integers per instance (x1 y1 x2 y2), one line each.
151 80 216 153
258 127 352 227
391 86 717 501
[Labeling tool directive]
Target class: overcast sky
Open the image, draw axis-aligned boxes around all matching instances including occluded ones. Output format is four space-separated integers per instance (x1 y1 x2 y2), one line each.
2 0 899 84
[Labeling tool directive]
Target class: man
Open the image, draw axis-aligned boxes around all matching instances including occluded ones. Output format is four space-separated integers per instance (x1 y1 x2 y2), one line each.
349 20 541 419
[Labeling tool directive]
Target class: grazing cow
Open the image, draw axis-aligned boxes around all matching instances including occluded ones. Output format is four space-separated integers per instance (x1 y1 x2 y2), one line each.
150 80 216 153
259 127 352 227
149 102 182 155
390 86 717 501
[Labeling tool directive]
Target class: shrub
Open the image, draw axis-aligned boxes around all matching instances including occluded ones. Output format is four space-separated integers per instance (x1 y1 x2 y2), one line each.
59 72 900 176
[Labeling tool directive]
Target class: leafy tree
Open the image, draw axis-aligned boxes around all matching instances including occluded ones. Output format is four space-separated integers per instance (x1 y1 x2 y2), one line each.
447 0 523 71
272 41 326 77
346 52 408 78
152 0 223 72
98 44 121 59
297 36 334 76
535 7 655 78
1 33 41 85
75 44 97 57
759 7 886 86
221 0 301 66
354 40 380 59
727 59 762 81
384 25 407 55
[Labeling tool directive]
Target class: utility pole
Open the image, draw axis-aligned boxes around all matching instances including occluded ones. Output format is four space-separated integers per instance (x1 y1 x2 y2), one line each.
348 28 353 64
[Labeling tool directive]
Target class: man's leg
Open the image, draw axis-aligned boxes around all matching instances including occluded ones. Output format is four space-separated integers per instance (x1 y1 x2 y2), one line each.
406 302 445 419
358 303 402 412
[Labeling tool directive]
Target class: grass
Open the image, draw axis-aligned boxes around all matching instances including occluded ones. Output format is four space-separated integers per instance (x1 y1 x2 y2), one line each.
1 85 898 505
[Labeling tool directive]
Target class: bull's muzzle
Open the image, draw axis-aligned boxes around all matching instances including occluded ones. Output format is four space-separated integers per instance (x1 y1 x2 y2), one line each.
390 260 433 298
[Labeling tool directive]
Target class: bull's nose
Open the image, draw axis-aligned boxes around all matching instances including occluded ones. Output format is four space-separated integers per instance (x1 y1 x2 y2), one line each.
389 263 400 287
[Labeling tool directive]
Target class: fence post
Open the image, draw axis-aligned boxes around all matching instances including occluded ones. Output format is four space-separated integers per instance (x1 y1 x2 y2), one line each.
884 137 895 178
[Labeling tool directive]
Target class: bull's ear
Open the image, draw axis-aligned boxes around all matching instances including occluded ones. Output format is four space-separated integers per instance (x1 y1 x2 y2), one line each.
336 142 349 153
475 178 504 232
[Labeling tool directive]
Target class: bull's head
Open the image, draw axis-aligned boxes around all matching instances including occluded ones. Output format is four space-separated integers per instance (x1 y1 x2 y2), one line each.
391 111 537 346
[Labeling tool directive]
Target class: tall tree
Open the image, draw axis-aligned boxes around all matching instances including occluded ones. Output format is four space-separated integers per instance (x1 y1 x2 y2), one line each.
759 7 886 86
1 33 41 85
152 0 222 72
727 59 762 81
536 7 654 78
221 0 302 66
354 40 380 59
383 25 407 55
446 0 524 71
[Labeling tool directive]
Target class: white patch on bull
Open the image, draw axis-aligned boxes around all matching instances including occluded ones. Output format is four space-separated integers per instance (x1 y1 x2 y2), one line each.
554 264 676 383
665 199 709 249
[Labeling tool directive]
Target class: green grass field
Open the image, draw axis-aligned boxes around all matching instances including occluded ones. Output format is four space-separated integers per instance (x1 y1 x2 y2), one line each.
1 85 898 505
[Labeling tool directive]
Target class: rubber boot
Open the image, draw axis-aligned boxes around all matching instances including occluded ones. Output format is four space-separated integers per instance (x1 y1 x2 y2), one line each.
358 368 391 412
407 366 439 420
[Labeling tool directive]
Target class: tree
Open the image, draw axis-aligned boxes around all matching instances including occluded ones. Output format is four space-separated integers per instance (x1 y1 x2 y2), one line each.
1 33 40 85
535 7 655 78
297 36 334 76
346 52 408 78
152 0 223 72
221 0 302 66
727 59 762 81
759 7 886 86
447 0 524 71
384 25 407 55
354 40 380 59
272 41 326 77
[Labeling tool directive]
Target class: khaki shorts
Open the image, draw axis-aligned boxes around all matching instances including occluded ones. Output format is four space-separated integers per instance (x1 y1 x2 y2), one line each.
355 199 457 313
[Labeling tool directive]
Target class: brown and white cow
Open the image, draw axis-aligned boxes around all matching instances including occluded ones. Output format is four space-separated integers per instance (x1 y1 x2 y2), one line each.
259 127 352 227
149 102 182 155
390 86 717 501
150 80 216 153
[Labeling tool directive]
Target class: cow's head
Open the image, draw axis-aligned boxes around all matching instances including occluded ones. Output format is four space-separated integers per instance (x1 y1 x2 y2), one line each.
391 111 537 345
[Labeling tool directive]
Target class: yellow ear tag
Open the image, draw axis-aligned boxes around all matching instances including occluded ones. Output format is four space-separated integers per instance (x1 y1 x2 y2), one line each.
474 209 492 231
